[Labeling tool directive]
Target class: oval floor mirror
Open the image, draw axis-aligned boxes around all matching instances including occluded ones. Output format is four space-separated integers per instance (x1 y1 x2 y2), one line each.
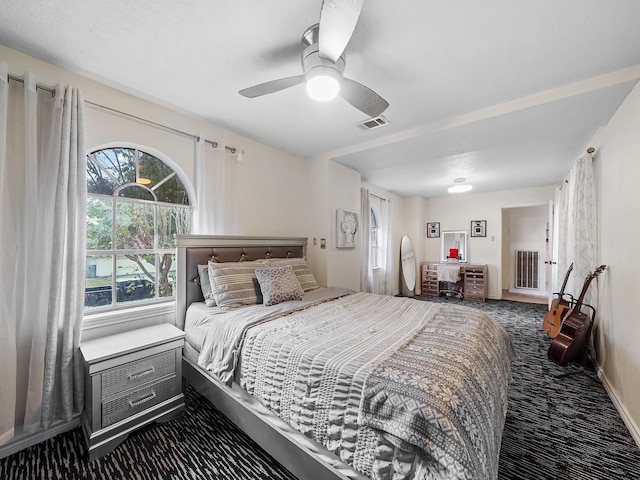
400 235 416 297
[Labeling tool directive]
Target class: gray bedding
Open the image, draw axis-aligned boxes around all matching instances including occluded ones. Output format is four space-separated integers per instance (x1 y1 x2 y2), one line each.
193 289 515 480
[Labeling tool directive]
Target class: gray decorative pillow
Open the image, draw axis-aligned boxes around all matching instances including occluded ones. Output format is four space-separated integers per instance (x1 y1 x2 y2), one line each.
266 258 319 292
255 265 304 306
208 260 268 308
197 264 216 307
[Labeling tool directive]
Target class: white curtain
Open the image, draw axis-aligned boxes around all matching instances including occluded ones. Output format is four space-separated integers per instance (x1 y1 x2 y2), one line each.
0 64 86 445
192 140 238 234
360 188 373 292
380 198 394 295
555 151 598 307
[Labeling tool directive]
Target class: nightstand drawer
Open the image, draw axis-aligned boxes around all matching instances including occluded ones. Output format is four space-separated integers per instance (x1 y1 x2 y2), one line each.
102 374 179 428
101 350 176 399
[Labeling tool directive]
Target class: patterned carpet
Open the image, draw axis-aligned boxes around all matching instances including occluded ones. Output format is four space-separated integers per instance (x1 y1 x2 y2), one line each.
1 297 639 480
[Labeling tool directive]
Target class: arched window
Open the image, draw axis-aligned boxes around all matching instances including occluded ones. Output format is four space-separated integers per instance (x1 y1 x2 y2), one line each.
370 206 380 268
85 147 192 311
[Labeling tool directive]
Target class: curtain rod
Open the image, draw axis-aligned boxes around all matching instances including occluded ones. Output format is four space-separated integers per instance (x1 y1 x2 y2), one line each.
85 100 198 141
8 72 243 154
86 101 241 154
7 74 56 95
369 192 388 202
204 139 238 155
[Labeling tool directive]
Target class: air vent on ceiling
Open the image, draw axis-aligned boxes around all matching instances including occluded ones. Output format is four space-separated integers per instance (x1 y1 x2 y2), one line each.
358 115 389 131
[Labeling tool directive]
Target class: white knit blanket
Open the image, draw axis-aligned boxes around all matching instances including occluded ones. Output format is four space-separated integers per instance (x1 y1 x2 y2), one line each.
437 264 461 283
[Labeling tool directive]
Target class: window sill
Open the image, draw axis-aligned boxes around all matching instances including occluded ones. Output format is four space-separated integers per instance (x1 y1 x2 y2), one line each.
82 301 175 334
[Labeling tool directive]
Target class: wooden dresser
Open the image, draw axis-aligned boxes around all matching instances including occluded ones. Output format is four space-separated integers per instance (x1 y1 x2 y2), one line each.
80 323 185 460
420 262 488 301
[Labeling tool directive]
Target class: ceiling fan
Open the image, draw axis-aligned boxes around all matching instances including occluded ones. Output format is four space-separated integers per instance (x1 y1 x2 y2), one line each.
238 0 389 118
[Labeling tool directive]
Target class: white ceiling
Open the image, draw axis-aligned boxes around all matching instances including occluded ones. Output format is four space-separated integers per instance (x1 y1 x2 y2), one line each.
2 0 639 198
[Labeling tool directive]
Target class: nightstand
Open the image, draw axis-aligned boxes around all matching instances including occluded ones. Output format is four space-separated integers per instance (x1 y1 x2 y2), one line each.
80 323 186 460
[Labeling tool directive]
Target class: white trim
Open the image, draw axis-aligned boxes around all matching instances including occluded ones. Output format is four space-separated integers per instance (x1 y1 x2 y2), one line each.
0 418 80 460
597 365 640 449
83 301 176 331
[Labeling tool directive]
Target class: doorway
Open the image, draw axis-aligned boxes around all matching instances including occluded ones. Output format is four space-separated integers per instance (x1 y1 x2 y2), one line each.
501 204 550 303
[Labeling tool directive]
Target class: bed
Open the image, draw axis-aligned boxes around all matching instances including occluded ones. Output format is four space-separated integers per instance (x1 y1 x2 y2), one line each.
176 235 515 480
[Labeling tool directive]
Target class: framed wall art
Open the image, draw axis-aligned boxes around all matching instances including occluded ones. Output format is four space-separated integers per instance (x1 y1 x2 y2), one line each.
336 209 359 248
471 220 487 237
426 222 440 238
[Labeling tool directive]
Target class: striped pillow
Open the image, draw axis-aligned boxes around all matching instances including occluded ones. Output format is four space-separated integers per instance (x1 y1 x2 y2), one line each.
266 258 319 292
207 260 268 308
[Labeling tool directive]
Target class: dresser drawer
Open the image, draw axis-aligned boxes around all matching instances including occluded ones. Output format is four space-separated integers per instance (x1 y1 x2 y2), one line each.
466 284 485 294
101 375 179 428
101 350 176 399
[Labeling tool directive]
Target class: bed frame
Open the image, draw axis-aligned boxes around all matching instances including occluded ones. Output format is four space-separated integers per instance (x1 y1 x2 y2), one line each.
176 235 366 480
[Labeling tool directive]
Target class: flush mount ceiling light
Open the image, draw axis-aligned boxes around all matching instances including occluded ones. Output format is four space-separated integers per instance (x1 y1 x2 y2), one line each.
448 178 472 194
305 64 341 101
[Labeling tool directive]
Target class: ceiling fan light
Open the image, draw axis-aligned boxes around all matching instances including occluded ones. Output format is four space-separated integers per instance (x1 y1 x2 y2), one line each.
305 66 341 101
448 184 473 193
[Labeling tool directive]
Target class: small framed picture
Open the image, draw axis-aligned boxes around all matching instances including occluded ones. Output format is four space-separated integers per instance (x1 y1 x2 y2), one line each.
471 220 487 237
426 222 440 238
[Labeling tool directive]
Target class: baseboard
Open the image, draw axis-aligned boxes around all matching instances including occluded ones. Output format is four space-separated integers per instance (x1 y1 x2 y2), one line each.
597 366 640 449
0 417 80 460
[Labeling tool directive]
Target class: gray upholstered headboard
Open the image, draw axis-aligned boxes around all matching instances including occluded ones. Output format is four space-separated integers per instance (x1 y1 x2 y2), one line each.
175 235 308 329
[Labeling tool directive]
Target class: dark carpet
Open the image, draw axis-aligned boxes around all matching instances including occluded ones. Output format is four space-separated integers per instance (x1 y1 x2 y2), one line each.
1 298 639 480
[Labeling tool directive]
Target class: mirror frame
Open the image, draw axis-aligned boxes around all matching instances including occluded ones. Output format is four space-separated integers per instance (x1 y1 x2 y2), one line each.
440 230 468 263
400 235 416 296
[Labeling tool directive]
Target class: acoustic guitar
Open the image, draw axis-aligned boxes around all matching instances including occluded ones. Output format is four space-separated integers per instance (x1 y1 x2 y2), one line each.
548 265 606 366
542 263 573 338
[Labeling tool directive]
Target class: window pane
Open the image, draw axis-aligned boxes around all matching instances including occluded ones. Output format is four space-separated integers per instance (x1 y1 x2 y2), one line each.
87 197 113 250
155 175 190 205
117 184 155 201
115 200 154 249
116 254 155 304
138 150 174 188
158 253 176 298
92 148 135 185
87 157 117 195
85 255 113 309
158 205 191 249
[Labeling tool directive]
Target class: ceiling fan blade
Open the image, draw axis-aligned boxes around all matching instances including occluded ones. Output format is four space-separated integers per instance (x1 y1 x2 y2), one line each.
341 77 389 117
319 0 364 62
239 75 305 98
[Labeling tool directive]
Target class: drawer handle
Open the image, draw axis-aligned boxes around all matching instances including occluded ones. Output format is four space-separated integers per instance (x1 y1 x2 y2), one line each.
128 367 155 380
129 391 157 408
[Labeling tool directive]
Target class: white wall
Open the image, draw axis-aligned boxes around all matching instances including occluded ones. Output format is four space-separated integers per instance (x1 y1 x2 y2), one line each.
422 186 556 299
326 161 362 290
590 80 640 444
